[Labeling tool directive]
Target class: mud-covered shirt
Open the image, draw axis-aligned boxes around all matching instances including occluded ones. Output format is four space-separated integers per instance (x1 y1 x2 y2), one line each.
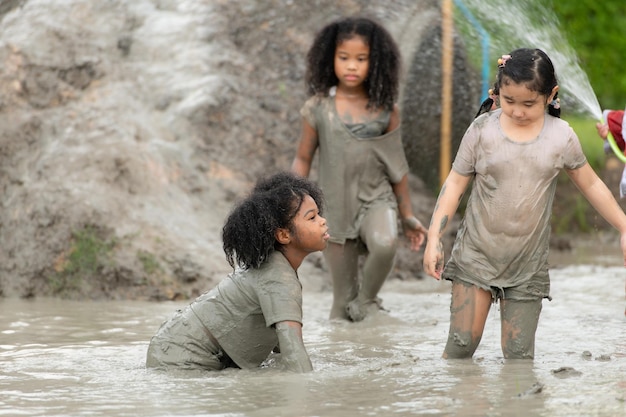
190 251 303 369
301 92 409 243
443 110 587 297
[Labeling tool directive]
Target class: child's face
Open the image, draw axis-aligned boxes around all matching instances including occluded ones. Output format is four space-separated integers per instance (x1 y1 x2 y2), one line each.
499 81 556 126
290 195 329 254
334 35 369 90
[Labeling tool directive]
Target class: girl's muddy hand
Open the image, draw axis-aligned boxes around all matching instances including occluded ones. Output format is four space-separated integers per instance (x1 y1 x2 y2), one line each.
403 216 428 251
423 238 444 280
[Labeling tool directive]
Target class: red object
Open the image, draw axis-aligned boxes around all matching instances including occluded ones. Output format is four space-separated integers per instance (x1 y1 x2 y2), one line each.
607 110 625 152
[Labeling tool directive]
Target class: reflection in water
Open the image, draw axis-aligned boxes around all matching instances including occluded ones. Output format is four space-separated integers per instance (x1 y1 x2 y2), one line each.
0 266 625 416
442 360 546 416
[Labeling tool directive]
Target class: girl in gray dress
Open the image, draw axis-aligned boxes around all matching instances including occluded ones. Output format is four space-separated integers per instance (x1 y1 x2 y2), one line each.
423 48 626 359
146 172 329 372
291 16 428 322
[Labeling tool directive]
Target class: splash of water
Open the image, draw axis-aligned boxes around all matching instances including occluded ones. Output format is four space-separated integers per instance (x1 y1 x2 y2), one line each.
456 0 603 120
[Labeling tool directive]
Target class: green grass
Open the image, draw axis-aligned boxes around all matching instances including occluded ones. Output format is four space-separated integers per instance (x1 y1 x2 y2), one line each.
563 115 607 171
49 226 117 294
137 250 162 275
553 193 591 234
553 115 619 234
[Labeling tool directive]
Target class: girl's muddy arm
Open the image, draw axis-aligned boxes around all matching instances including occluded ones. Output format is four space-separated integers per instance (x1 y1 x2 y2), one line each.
275 321 313 373
388 104 427 250
423 171 471 279
291 119 318 178
567 163 626 265
385 104 400 133
392 175 428 251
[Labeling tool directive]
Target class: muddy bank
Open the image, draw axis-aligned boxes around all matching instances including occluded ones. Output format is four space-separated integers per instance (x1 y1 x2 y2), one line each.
0 0 446 300
0 0 621 301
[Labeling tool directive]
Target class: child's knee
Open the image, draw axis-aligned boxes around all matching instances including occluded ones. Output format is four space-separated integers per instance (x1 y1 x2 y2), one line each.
443 331 481 359
500 319 537 359
500 298 541 359
367 235 397 260
502 338 535 359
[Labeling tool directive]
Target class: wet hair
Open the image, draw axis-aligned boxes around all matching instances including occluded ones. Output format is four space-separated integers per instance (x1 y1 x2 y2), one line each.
305 16 400 111
222 171 324 270
476 48 560 118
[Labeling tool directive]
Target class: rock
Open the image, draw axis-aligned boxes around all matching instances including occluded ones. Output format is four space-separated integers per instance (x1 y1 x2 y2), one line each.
551 366 582 378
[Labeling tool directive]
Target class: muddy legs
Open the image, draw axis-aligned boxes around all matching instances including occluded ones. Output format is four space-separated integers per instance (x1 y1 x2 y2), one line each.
325 206 398 321
325 241 359 320
443 281 492 358
346 206 398 321
443 281 543 359
500 298 542 359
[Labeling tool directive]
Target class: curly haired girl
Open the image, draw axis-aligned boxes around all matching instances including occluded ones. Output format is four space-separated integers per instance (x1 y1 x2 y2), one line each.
147 172 329 372
292 16 428 321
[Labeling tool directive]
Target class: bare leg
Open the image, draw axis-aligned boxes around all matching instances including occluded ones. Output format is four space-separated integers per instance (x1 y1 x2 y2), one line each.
346 206 398 321
500 298 542 359
324 241 359 320
443 281 492 359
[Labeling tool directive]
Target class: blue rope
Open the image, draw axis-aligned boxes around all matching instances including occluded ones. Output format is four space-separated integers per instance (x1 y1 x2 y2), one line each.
454 0 490 103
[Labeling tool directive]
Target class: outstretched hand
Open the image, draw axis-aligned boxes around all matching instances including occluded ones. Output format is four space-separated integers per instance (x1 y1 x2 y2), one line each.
402 216 428 251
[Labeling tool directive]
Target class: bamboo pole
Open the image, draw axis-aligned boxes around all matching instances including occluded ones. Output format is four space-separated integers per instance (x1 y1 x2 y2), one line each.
440 0 454 187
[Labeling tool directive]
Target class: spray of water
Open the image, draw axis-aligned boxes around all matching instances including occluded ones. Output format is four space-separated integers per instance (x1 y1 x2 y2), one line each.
455 0 603 120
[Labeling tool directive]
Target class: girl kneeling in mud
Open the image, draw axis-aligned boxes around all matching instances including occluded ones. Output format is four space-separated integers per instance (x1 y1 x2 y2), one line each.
146 172 329 372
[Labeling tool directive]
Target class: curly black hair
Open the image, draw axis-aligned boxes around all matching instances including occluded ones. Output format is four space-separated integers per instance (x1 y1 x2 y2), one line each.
305 16 400 111
222 172 324 270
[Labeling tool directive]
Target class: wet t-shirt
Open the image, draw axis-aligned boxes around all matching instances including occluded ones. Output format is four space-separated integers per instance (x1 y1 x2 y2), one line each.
301 92 409 244
443 110 587 298
191 251 303 369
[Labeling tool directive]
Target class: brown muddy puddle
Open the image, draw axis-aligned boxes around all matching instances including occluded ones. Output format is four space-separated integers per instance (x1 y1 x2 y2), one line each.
1 259 624 416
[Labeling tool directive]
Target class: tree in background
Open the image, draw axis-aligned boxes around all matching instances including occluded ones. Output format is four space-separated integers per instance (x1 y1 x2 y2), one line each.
552 0 626 110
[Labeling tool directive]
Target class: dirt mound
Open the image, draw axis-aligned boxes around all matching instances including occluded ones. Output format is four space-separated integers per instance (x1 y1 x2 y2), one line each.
0 0 617 301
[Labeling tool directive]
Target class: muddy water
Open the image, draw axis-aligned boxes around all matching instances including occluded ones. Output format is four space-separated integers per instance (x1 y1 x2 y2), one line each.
1 263 625 416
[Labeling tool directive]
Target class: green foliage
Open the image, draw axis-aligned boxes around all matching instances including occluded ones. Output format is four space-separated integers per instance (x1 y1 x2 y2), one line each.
563 115 606 171
553 194 591 234
551 0 626 110
49 226 117 294
137 250 162 275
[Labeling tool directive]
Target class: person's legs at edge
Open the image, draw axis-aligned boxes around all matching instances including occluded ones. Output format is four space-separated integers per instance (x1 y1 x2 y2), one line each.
346 206 398 321
500 298 542 359
443 280 493 358
324 240 360 320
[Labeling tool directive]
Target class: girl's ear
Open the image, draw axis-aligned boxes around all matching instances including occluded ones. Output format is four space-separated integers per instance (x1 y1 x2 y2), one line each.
549 85 559 101
275 228 291 245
